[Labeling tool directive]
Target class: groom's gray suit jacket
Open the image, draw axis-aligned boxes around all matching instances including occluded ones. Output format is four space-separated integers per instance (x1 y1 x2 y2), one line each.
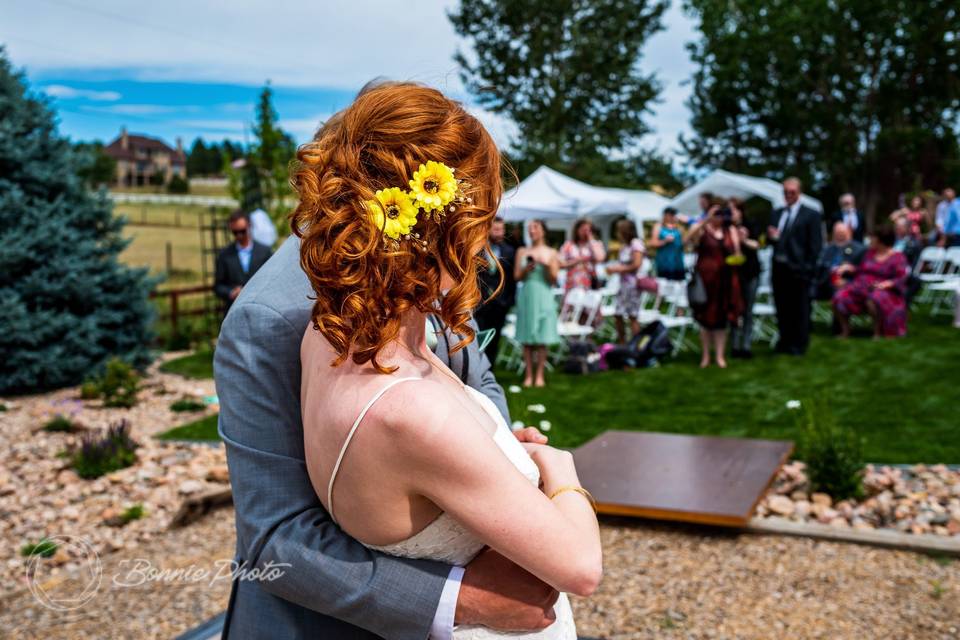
214 236 509 640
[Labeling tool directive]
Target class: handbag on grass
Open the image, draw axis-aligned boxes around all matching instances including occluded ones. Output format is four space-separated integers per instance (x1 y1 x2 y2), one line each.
687 273 707 307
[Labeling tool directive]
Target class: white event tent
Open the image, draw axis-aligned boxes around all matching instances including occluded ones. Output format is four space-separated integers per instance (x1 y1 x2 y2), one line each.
668 169 823 216
498 166 668 241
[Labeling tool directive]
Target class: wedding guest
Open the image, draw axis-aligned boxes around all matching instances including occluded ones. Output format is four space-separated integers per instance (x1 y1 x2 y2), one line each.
767 178 823 356
515 219 561 387
605 219 645 343
476 216 516 363
893 218 922 267
679 192 714 226
559 218 605 292
944 192 960 247
685 203 743 368
934 187 956 244
812 222 867 301
894 218 923 303
214 209 272 312
648 206 686 280
830 193 865 243
730 200 760 359
889 195 930 239
833 225 909 338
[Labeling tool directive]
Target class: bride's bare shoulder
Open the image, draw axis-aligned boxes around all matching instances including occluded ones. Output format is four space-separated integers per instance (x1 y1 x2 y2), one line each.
359 378 478 457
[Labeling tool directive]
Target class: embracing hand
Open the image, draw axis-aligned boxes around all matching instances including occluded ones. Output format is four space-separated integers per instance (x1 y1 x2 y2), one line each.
513 426 548 445
457 548 559 631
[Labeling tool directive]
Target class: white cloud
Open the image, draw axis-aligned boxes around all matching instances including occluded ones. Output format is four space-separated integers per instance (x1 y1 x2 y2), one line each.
466 105 519 150
42 84 121 101
280 114 334 140
83 103 191 115
174 119 247 136
8 0 696 155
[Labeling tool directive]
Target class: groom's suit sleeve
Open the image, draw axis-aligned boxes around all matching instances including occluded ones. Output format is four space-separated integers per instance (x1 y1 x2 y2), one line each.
215 301 450 640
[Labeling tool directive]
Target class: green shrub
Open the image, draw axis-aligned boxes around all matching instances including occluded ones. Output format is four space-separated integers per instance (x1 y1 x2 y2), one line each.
120 503 145 524
170 398 205 413
796 397 864 501
167 174 189 194
43 414 76 432
71 420 139 479
90 358 140 408
79 380 100 400
21 538 58 558
0 402 7 412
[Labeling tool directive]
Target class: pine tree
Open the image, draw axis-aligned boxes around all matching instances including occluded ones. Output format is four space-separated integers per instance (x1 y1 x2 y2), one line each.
0 49 155 393
251 82 295 231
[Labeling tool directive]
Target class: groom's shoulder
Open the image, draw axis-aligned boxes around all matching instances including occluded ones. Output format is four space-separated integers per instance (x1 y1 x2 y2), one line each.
224 236 313 334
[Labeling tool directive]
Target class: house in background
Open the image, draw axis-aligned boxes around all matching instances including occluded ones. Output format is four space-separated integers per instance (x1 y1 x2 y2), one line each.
104 127 187 187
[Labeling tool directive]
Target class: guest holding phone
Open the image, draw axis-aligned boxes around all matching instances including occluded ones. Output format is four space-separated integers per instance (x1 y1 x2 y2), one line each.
515 219 560 387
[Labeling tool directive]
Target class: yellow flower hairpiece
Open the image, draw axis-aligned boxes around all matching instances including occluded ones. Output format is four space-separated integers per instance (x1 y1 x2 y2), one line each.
367 187 419 242
409 161 458 217
365 161 470 250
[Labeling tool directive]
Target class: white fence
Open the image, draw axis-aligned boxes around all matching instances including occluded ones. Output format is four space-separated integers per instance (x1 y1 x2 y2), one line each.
108 192 238 207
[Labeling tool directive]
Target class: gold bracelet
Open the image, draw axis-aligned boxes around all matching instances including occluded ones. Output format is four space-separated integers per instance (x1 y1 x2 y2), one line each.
547 485 597 513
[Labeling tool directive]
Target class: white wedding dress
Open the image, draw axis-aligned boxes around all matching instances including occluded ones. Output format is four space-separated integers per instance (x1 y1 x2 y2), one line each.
326 377 577 639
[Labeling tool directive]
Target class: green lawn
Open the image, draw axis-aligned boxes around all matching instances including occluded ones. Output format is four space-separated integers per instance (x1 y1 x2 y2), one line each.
154 311 959 463
156 413 219 441
502 309 960 463
160 349 215 379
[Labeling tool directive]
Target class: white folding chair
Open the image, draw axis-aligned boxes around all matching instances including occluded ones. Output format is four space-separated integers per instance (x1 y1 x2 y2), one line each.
656 280 695 353
557 289 601 340
495 322 524 372
929 247 960 315
636 284 665 325
915 246 947 302
756 247 774 301
751 301 779 345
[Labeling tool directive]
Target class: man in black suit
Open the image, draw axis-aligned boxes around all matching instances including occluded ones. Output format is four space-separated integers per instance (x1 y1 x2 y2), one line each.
767 178 824 355
829 193 865 243
215 210 273 312
475 216 516 364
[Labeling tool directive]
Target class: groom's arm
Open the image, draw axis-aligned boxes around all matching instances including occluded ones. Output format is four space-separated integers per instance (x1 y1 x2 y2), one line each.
215 302 450 640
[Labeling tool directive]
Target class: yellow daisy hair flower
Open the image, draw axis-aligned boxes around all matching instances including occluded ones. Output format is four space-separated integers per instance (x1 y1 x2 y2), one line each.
366 187 419 240
408 161 457 211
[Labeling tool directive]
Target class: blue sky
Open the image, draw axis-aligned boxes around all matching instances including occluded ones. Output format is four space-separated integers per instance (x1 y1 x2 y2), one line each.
2 0 696 154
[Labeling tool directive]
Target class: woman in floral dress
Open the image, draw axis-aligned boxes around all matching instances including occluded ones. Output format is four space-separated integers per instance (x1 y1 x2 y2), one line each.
833 225 910 338
559 218 606 292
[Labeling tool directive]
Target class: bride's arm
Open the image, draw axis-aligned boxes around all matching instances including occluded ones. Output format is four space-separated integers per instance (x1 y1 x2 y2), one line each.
379 382 602 596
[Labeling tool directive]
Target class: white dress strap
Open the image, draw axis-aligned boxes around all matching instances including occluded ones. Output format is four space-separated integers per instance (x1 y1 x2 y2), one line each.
327 376 420 523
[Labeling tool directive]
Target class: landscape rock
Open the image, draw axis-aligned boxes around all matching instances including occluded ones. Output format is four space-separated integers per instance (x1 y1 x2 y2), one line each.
811 492 832 507
767 495 795 516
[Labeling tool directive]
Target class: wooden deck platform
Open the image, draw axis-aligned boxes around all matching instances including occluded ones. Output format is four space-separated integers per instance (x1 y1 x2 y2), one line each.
573 431 794 527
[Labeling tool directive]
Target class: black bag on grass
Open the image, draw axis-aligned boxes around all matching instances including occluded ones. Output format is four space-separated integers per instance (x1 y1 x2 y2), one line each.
563 341 601 375
631 321 672 361
603 321 672 370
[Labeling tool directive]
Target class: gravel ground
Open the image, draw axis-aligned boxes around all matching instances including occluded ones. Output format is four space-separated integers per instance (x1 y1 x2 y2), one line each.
2 510 956 639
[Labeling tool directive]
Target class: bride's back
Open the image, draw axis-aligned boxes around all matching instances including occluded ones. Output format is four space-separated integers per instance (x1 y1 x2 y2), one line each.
300 324 498 546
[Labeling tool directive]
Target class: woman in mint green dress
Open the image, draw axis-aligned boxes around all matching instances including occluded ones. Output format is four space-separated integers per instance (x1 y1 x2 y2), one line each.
514 219 560 387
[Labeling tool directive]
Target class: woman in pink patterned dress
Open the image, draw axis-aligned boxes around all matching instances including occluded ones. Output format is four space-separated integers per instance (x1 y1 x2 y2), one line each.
889 195 930 239
833 225 910 338
559 218 606 292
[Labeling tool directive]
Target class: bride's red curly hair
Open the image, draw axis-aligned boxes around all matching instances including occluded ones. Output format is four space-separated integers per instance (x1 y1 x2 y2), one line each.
291 82 503 373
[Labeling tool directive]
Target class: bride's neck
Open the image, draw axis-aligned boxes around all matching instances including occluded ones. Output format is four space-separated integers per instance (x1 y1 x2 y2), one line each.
395 308 429 356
